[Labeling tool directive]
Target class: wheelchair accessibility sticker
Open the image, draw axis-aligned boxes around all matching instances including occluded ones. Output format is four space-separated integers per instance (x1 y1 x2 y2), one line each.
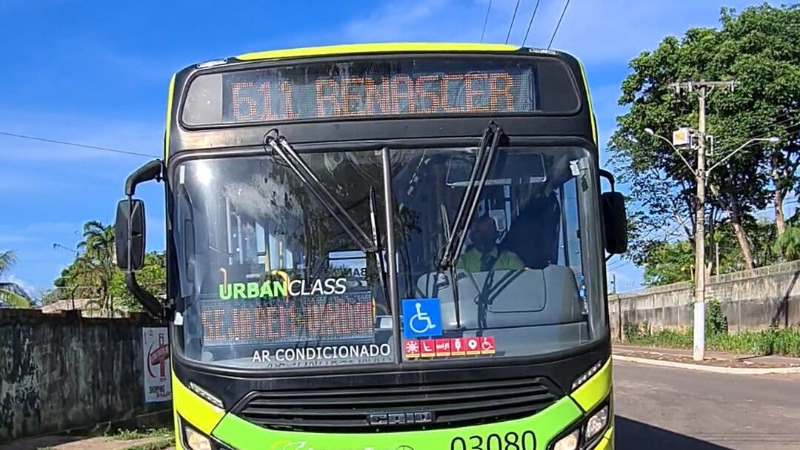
401 298 442 338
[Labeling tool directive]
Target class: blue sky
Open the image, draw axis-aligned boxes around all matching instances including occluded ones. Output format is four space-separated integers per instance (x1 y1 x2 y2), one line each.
0 0 776 298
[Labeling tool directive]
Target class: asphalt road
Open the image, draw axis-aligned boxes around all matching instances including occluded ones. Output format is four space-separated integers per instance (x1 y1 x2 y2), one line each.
614 360 800 450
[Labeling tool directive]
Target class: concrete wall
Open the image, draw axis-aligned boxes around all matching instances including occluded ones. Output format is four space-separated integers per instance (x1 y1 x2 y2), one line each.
0 309 170 443
609 261 800 339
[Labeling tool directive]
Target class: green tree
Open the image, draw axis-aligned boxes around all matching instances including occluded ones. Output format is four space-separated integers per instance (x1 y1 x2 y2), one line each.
109 251 166 312
51 221 166 316
641 241 695 286
712 4 800 238
0 250 31 307
773 225 800 261
0 250 16 274
609 4 800 273
75 221 118 316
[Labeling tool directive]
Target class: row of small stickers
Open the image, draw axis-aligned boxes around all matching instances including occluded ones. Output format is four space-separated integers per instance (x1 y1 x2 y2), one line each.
404 336 496 358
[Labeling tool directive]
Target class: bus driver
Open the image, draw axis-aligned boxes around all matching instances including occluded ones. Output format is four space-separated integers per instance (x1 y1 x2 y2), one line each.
457 215 525 273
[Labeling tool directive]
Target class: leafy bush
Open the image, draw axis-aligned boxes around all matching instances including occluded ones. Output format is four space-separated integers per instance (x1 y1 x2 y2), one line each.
623 324 800 357
705 298 729 336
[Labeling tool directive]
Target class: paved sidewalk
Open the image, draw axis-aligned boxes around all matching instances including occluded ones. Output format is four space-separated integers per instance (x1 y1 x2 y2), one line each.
613 344 800 370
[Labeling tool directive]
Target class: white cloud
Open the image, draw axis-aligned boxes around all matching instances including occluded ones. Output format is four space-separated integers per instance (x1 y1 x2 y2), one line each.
337 0 782 66
0 234 33 244
56 37 180 85
0 222 80 245
2 274 39 299
0 112 161 162
341 0 455 42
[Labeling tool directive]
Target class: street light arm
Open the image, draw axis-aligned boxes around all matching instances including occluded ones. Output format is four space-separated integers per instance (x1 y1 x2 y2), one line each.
707 138 778 174
648 131 696 175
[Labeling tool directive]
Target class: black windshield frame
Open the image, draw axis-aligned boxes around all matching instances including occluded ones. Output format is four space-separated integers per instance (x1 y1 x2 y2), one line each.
165 135 609 377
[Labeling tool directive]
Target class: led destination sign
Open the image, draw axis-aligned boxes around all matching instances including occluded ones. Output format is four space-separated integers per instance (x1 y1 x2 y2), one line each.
180 57 558 126
200 292 374 346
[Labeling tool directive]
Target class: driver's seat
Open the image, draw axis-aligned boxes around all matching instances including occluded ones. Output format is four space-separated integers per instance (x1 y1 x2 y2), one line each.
502 194 561 269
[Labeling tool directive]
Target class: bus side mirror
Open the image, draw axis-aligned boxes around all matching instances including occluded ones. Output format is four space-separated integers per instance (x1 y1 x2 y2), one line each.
115 199 146 271
601 191 628 255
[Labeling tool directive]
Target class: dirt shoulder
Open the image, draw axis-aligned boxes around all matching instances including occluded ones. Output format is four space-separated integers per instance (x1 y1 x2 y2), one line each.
1 430 174 450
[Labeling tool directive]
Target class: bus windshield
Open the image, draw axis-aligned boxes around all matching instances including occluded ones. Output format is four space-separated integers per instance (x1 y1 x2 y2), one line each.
172 145 606 369
392 146 606 360
173 149 396 369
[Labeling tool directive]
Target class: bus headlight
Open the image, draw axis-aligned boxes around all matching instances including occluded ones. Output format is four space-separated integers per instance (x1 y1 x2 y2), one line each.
548 399 611 450
552 429 580 450
585 405 609 441
184 425 212 450
189 381 224 409
571 360 603 391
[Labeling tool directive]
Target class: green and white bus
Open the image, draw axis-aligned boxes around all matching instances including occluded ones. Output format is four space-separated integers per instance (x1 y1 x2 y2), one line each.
115 42 627 450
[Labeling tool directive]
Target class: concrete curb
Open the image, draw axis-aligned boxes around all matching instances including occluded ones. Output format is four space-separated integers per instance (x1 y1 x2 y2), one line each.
613 354 800 375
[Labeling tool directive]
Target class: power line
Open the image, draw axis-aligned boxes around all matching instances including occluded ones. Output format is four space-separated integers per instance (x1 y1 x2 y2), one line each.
480 0 493 42
547 0 572 49
505 0 522 44
716 115 800 147
522 0 542 46
0 130 159 158
608 257 633 271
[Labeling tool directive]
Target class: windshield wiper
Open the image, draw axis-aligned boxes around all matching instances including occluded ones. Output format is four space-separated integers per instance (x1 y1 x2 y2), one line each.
438 121 504 270
263 129 377 255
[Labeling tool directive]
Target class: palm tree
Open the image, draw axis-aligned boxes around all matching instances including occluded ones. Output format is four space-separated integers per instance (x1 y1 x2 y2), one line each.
0 250 16 275
774 225 800 261
0 250 31 307
76 221 118 316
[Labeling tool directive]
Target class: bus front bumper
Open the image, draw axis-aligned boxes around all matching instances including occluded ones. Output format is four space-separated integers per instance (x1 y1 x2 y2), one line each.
172 359 614 450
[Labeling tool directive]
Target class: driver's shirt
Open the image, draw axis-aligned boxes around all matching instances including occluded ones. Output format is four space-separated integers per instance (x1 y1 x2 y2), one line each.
456 247 525 272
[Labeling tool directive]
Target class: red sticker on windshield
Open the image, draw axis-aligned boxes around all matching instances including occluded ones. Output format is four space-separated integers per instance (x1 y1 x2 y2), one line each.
435 339 451 356
404 339 420 358
450 338 466 356
480 336 496 354
465 337 481 355
420 339 436 357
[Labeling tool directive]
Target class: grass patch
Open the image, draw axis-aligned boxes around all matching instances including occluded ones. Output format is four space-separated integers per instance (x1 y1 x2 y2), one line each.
112 427 172 441
623 321 800 357
124 437 175 450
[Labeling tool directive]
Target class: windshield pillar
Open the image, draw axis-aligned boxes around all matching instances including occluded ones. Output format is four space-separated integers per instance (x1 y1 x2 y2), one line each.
380 146 402 364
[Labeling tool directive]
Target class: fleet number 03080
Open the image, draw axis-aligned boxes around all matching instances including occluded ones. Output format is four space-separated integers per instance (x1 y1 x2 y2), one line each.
450 431 536 450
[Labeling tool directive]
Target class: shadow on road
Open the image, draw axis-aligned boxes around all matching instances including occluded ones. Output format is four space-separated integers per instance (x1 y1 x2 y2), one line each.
616 416 732 450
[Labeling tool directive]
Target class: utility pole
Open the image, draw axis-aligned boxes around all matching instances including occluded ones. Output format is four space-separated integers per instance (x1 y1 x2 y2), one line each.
611 274 621 341
669 80 736 361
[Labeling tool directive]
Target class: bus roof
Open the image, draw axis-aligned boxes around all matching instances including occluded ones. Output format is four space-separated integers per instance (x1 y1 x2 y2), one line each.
234 42 522 62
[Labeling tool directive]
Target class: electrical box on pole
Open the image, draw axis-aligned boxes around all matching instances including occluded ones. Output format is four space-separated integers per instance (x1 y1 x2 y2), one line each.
672 127 693 148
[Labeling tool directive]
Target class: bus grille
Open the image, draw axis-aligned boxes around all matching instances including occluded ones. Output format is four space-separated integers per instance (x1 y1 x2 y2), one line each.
235 376 560 433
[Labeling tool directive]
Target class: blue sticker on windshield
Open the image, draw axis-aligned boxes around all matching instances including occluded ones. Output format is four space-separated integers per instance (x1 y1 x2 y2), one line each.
401 298 442 338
